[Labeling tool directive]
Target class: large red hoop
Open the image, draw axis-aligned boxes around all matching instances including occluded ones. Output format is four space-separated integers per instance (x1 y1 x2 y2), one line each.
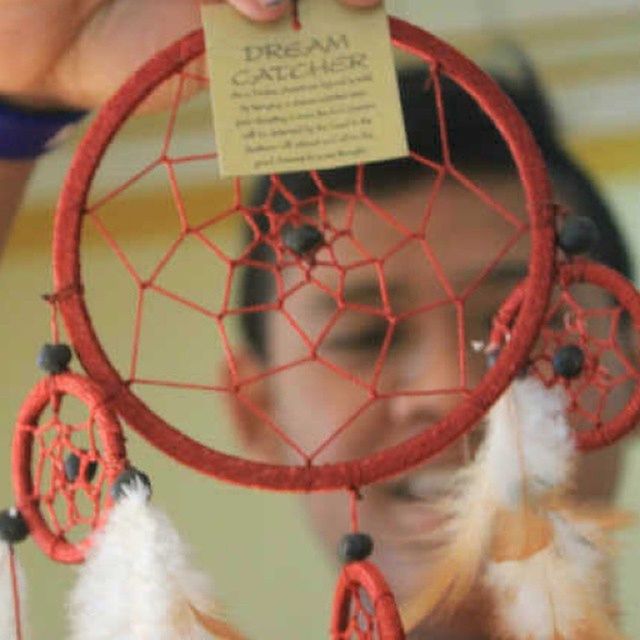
490 260 640 450
53 19 555 491
12 374 127 564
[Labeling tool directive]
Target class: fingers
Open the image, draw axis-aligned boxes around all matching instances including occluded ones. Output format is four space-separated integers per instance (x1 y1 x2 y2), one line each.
225 0 382 22
225 0 291 22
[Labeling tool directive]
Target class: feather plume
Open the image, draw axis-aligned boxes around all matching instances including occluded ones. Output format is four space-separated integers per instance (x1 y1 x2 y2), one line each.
487 505 628 640
68 477 246 640
402 377 630 639
400 446 497 629
0 542 27 640
402 378 570 627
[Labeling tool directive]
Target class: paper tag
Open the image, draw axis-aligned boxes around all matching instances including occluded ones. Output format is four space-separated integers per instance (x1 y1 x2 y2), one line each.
201 1 408 176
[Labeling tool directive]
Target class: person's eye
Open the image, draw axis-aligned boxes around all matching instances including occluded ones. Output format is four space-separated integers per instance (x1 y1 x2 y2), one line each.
324 321 403 355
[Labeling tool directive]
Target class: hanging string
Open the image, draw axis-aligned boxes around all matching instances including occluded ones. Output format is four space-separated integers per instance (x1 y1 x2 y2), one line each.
42 292 61 344
349 487 362 533
42 288 69 415
8 546 24 640
292 0 301 30
42 283 81 345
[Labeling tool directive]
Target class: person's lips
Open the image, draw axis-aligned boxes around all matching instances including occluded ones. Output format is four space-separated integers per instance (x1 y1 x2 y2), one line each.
384 466 456 502
376 467 458 538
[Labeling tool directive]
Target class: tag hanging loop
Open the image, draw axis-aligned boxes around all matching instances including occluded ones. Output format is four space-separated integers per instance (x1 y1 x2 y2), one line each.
292 0 301 30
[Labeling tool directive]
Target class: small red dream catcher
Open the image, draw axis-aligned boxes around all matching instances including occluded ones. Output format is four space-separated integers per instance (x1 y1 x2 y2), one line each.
2 12 638 640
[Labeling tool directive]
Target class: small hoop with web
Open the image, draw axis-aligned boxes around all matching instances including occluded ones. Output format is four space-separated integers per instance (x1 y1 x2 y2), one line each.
489 259 640 450
8 285 128 565
12 370 127 564
331 560 404 640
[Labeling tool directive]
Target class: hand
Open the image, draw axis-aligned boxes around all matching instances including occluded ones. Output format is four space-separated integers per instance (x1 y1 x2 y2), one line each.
0 0 381 112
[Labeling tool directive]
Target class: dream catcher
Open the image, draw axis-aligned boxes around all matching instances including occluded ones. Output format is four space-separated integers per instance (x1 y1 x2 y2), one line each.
2 9 638 640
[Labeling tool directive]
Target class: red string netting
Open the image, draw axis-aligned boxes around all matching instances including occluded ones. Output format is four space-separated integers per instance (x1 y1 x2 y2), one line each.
489 260 640 450
11 372 127 563
52 19 555 492
331 561 404 640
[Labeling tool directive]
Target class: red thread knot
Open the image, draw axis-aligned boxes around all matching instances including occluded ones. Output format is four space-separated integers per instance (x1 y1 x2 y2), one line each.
42 283 84 304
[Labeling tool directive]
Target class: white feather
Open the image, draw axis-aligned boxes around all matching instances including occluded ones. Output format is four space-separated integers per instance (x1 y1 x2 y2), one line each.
485 377 573 507
0 542 27 640
402 378 571 624
550 512 606 588
550 512 611 602
486 546 583 640
483 379 625 639
403 376 625 637
68 478 220 640
486 512 619 640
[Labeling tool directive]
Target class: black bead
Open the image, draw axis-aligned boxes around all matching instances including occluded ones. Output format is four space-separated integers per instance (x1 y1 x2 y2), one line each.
37 343 73 374
282 224 324 255
64 452 98 483
110 467 152 501
552 344 585 379
558 216 599 255
0 508 29 544
338 532 373 563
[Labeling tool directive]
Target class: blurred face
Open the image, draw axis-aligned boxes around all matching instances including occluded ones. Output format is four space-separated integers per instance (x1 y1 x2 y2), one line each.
229 173 623 639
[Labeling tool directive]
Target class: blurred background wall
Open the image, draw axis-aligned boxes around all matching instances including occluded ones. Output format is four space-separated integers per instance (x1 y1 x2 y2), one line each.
0 1 638 638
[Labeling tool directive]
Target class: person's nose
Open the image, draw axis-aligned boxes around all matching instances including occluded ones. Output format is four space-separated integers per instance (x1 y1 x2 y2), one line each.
389 310 460 411
384 313 482 461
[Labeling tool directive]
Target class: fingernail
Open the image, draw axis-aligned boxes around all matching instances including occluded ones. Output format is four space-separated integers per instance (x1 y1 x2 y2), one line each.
261 0 284 5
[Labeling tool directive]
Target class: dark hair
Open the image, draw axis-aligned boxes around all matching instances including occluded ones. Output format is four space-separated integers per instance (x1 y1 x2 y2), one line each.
239 57 633 359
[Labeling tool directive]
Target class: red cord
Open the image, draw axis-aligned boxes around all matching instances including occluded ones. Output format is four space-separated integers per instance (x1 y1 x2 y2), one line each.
292 0 301 30
349 487 361 532
8 546 23 640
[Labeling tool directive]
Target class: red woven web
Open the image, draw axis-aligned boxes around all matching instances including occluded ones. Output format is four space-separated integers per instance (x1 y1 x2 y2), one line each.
12 374 127 563
490 261 640 450
335 585 381 640
331 561 404 640
83 70 523 454
53 24 555 490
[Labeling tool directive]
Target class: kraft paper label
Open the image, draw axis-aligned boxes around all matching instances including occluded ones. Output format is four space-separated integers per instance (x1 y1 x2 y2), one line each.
201 1 408 176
